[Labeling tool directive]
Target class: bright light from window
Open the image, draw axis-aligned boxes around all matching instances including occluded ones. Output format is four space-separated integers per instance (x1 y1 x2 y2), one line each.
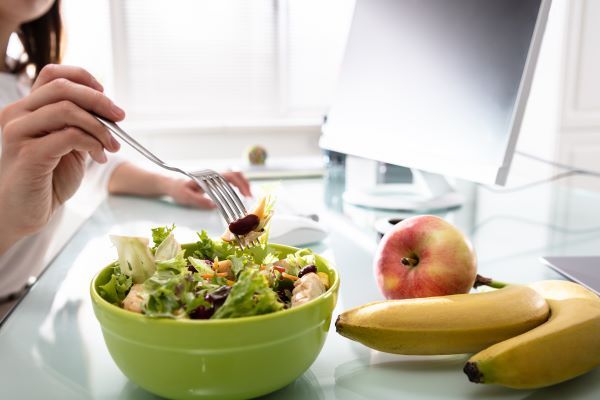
61 0 355 127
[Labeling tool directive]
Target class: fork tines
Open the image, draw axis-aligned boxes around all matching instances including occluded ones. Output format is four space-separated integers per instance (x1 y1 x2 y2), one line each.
192 170 260 249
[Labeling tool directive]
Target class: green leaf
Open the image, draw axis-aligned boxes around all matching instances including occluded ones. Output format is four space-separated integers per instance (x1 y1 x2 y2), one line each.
142 270 193 318
151 224 176 251
228 255 246 277
284 249 316 276
194 230 239 260
154 232 180 261
212 269 283 319
156 249 188 272
98 265 132 305
188 256 214 274
194 230 215 259
244 244 279 265
262 253 279 265
110 235 156 284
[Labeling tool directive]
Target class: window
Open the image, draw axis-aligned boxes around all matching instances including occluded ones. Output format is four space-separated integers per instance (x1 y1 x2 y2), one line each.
105 0 355 126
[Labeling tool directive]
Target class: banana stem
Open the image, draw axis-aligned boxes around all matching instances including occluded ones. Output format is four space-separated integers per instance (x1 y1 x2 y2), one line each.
464 362 484 383
473 274 510 289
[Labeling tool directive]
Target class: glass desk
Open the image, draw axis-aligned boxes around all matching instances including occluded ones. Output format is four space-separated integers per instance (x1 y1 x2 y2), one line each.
1 176 600 399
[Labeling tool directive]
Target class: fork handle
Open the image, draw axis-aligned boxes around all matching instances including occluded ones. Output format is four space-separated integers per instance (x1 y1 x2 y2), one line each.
95 116 167 169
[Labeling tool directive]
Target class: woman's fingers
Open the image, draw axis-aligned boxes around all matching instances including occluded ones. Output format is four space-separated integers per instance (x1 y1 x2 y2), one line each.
36 127 108 164
180 181 216 208
4 101 120 152
24 78 125 122
188 192 217 209
222 171 252 197
32 64 104 92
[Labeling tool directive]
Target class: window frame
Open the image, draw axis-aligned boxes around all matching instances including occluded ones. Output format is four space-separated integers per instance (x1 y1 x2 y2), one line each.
106 0 324 133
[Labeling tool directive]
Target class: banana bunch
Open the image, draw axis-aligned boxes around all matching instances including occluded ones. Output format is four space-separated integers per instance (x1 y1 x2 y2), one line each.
464 280 600 389
336 280 600 389
335 284 550 355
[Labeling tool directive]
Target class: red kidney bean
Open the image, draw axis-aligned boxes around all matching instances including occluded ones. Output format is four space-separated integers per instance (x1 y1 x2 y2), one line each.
189 305 214 319
298 265 317 278
228 214 260 235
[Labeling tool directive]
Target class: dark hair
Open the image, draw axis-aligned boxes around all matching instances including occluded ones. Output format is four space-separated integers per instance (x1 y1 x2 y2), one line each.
15 0 62 77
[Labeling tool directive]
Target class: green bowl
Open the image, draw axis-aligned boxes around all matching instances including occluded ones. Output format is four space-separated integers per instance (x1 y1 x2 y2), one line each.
91 243 339 400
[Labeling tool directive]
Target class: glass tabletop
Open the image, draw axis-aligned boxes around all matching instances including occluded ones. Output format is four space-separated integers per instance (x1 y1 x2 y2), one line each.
1 176 600 399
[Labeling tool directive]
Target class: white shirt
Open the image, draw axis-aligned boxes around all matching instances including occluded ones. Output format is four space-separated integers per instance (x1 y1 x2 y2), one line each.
0 72 125 298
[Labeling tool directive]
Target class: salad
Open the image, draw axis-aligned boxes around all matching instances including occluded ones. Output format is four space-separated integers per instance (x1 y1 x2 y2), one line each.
221 194 275 247
98 223 330 320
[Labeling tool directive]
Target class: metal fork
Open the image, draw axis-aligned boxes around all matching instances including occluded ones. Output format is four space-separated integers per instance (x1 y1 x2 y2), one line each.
95 116 259 250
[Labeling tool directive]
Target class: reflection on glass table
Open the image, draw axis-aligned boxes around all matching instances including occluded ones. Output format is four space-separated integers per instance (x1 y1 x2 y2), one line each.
1 175 600 399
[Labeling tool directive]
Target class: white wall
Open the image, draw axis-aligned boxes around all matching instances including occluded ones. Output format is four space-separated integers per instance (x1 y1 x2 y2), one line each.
556 0 600 191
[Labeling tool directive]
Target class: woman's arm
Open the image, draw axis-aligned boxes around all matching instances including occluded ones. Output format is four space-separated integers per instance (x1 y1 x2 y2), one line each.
107 162 252 208
0 207 23 256
0 64 124 256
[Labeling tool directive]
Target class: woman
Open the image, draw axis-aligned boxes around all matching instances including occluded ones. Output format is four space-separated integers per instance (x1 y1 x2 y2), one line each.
0 0 251 298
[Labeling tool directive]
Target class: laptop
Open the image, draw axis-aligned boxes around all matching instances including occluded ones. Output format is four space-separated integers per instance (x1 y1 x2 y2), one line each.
541 256 600 296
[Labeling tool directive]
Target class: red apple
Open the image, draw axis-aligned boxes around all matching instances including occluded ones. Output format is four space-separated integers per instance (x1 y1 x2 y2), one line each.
374 215 477 299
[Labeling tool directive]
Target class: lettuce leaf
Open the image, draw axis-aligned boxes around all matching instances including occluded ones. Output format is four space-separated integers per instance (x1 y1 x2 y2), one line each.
98 265 132 305
151 224 176 251
188 256 214 274
284 249 316 276
212 269 283 319
110 235 156 284
228 255 245 277
154 232 181 261
156 249 188 272
143 270 192 318
194 230 236 259
243 243 279 265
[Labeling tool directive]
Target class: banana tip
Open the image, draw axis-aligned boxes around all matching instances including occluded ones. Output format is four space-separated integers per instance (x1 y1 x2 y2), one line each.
464 362 484 384
334 314 343 333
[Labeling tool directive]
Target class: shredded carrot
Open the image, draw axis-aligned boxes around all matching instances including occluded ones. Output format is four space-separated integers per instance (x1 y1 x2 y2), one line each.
201 272 229 279
282 272 299 281
260 265 267 270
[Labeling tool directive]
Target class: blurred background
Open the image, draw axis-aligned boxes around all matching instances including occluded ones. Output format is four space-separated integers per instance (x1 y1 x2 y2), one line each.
54 0 354 164
15 0 600 191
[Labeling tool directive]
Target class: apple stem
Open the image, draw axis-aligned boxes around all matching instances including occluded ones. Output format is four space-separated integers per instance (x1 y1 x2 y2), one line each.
473 274 509 289
401 257 419 267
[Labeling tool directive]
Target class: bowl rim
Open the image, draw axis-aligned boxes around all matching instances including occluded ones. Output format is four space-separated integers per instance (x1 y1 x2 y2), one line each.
90 243 339 325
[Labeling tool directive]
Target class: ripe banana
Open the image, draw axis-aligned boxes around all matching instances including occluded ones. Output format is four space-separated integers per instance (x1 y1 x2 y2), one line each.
464 280 600 389
335 285 549 355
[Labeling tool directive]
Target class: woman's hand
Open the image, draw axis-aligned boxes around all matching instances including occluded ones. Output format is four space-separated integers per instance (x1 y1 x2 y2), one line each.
0 64 124 253
166 171 252 209
107 163 252 210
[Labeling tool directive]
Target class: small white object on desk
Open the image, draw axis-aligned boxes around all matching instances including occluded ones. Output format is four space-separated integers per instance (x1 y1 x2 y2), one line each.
269 214 328 247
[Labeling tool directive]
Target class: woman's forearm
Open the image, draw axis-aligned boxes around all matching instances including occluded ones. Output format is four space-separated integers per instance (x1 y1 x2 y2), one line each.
0 200 24 256
107 162 251 209
0 234 20 257
107 162 175 197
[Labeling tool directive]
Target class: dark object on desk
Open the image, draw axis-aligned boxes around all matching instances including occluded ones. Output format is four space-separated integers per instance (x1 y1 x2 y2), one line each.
377 162 412 184
375 217 406 240
541 256 600 295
